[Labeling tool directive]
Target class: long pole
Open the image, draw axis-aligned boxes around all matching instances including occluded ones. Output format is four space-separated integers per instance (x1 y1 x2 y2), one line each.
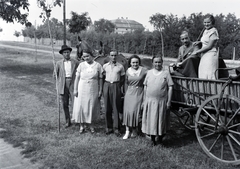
47 12 60 133
34 20 38 62
63 0 66 45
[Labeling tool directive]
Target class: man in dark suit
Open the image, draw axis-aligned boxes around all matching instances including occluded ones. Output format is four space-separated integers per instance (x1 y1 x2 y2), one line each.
56 45 79 128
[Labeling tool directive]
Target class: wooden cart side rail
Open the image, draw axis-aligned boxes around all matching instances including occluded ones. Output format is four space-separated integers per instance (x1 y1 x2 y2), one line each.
171 76 240 107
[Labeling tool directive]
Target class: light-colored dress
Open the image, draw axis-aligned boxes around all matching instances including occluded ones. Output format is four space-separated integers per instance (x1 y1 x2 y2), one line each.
123 66 148 127
198 27 219 79
72 61 103 124
141 69 173 136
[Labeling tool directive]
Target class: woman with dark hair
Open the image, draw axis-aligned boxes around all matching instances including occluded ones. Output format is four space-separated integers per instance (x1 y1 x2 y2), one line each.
122 55 148 139
192 14 219 79
72 48 103 134
141 54 173 146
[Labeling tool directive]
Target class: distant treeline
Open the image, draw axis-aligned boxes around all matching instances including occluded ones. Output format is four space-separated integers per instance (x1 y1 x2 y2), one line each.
22 12 240 60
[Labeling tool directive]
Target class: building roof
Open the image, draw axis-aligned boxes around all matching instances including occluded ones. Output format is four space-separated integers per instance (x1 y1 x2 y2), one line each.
110 18 144 30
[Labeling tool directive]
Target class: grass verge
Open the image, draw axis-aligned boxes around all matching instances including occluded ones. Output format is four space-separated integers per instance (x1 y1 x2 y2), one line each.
0 44 239 169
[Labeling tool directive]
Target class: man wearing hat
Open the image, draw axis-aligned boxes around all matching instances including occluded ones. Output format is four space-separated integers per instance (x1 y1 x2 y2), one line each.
56 45 79 128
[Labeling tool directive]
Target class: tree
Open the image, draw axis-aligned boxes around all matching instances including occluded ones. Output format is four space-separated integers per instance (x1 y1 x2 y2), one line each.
13 30 21 41
215 13 240 59
37 0 63 132
22 26 35 38
68 11 92 34
0 0 31 26
94 19 115 34
14 30 21 37
37 0 62 22
149 13 167 57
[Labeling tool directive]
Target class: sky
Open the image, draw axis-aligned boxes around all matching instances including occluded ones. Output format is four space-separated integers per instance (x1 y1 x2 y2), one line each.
0 0 240 41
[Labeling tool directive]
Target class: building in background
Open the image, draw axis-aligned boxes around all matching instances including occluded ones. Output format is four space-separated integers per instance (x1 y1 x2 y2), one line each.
110 17 144 34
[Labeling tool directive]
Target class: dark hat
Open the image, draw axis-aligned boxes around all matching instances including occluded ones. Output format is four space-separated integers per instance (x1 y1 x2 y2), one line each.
59 45 72 54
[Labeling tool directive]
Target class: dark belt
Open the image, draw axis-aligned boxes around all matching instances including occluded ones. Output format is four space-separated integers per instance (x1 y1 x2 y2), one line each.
105 80 119 84
65 77 72 79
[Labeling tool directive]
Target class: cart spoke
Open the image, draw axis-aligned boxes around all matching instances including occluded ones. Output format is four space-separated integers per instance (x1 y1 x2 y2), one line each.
211 99 224 124
226 135 238 160
221 136 224 160
228 133 240 146
228 123 240 130
202 108 221 125
209 134 221 152
224 97 229 124
229 130 240 136
226 108 240 126
200 131 215 139
203 127 215 133
197 121 215 128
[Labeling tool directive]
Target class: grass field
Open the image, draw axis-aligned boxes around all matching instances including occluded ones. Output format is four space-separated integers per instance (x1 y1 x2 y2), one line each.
0 41 239 169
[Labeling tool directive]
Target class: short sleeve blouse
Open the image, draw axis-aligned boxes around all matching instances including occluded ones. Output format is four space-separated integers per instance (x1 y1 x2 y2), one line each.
201 27 219 52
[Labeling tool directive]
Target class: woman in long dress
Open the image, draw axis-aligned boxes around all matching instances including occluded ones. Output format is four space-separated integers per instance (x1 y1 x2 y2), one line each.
141 55 173 146
192 14 219 79
122 55 148 139
72 49 103 133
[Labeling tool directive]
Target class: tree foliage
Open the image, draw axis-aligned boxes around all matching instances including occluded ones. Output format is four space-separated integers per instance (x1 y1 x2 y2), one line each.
22 17 64 40
94 19 115 34
68 12 92 34
14 30 21 37
37 0 62 22
0 0 31 26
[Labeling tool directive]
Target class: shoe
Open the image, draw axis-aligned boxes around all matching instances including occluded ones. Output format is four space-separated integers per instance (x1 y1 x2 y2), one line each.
130 133 137 138
123 131 130 139
145 134 151 139
151 135 157 146
114 130 121 137
156 135 164 144
105 129 114 135
90 127 95 134
79 127 85 134
130 130 137 138
65 122 72 128
151 140 157 146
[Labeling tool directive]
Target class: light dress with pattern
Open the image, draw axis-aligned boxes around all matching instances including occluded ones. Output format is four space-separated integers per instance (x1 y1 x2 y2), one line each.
123 66 148 127
141 69 173 136
198 27 219 79
72 61 103 123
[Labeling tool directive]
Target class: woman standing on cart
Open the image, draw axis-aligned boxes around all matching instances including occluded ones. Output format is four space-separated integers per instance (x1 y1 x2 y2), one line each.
192 14 219 79
141 54 173 146
122 55 148 139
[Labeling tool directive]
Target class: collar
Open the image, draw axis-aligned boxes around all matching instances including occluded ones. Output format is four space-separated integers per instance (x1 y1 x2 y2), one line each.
108 61 117 66
85 61 96 67
128 66 142 76
64 59 71 62
184 41 193 48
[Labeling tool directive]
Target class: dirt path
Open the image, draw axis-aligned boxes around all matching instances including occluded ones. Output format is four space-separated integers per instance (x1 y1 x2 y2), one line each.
0 43 77 56
0 129 41 169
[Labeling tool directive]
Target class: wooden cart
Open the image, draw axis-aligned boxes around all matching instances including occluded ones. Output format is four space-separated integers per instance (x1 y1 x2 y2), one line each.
171 74 240 165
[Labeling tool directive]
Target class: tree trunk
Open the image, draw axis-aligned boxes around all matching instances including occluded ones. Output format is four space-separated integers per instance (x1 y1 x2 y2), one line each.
160 30 164 58
47 16 60 133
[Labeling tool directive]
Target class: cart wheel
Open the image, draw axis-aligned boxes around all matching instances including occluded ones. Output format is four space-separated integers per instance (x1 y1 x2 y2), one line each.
195 94 240 165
